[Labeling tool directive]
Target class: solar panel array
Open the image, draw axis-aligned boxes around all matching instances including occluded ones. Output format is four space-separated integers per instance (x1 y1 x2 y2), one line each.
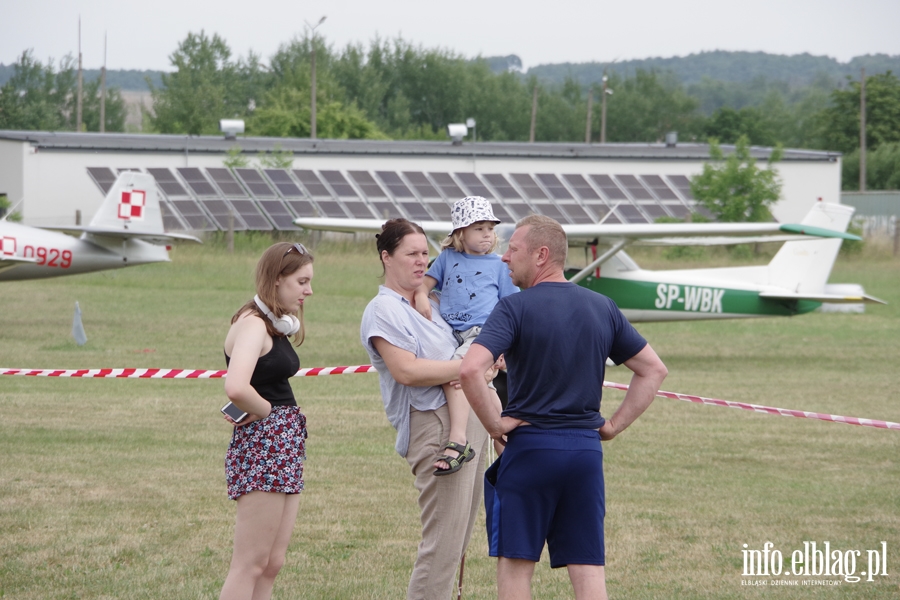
85 167 708 233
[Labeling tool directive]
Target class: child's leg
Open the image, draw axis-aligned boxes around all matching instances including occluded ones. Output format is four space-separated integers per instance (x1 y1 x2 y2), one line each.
434 383 471 472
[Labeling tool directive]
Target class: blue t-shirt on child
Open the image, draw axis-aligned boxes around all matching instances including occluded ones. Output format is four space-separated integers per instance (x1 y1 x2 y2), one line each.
426 249 519 331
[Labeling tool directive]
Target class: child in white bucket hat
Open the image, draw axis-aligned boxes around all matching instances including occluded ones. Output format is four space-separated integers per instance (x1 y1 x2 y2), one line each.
414 196 518 475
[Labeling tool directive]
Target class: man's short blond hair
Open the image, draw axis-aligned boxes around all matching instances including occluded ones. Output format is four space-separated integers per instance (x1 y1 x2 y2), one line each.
517 214 567 268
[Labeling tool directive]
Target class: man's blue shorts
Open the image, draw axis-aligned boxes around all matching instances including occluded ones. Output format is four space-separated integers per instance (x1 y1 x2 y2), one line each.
484 427 605 568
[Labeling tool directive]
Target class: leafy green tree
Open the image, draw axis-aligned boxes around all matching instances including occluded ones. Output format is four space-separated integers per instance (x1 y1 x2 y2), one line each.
0 193 23 221
703 106 777 146
223 145 249 168
0 50 76 130
842 142 900 190
814 72 900 153
258 144 294 169
150 31 263 134
81 78 127 132
691 136 783 222
603 70 702 142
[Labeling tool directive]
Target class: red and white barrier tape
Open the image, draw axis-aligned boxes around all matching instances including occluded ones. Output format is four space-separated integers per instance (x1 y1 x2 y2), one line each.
0 366 374 379
2 365 896 431
602 381 900 431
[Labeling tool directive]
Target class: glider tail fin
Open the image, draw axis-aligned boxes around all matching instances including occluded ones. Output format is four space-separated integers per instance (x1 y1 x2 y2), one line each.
89 172 164 233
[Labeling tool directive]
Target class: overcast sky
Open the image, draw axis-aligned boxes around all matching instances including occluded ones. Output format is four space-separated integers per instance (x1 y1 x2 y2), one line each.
2 0 899 72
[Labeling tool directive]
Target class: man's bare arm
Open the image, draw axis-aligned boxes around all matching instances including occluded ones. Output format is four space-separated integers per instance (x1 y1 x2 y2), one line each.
599 344 667 440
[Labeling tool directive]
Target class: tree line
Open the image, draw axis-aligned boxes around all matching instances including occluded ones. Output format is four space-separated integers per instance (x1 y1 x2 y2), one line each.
1 33 899 190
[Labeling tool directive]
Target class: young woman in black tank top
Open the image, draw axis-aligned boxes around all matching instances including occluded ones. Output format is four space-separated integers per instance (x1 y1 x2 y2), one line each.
219 242 313 600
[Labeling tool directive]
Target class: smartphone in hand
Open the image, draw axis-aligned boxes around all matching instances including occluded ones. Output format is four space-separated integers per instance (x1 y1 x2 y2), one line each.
221 402 248 423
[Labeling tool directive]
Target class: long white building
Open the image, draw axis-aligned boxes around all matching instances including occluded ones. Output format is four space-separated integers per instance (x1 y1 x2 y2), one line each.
0 131 842 230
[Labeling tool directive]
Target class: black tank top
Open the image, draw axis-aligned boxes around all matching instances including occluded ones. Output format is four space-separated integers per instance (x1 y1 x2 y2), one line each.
225 335 300 407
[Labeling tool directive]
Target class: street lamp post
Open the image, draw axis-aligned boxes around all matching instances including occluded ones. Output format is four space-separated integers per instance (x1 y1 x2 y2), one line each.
600 74 612 143
307 16 327 139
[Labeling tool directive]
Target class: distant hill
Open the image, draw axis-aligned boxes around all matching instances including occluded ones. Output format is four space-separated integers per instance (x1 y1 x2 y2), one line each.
3 50 898 93
0 64 164 90
522 51 900 88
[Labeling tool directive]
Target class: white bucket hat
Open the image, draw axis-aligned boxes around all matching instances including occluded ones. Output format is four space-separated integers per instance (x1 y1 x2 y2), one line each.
450 196 501 233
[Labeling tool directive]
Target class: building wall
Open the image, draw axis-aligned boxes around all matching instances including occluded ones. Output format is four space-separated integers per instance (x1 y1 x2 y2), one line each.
0 140 26 214
0 137 843 228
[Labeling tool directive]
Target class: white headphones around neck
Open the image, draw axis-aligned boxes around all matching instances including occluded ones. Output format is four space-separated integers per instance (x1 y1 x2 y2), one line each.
254 295 300 336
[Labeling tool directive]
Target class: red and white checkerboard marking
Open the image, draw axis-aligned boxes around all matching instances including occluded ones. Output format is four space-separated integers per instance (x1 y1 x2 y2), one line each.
118 190 146 220
1 236 15 256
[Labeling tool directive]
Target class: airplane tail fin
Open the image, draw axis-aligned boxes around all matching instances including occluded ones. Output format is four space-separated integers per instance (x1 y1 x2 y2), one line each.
89 171 163 232
767 202 854 294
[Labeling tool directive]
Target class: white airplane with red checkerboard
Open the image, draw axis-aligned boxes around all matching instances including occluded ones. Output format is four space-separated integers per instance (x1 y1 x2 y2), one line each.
0 172 199 281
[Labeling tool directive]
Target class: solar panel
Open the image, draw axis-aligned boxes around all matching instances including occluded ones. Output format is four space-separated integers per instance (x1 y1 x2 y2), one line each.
168 199 216 230
293 170 331 198
425 200 452 220
159 200 189 231
483 174 521 199
616 204 650 224
509 174 547 200
147 168 190 198
428 172 465 200
316 200 349 218
370 201 404 220
642 204 670 220
559 203 596 224
562 174 601 200
87 167 116 194
589 175 627 200
455 173 493 198
264 169 305 198
116 168 142 173
198 199 248 230
504 202 534 220
535 174 574 200
640 175 679 200
531 202 568 222
320 170 357 198
666 175 695 200
402 172 441 198
177 168 218 197
207 168 248 197
376 171 414 198
666 204 691 219
398 201 434 221
231 168 275 198
615 175 653 200
229 199 274 230
342 199 376 218
284 199 319 218
258 200 301 230
347 171 387 198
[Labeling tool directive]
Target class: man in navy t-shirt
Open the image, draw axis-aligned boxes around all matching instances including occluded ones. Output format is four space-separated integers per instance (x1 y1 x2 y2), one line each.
460 214 668 600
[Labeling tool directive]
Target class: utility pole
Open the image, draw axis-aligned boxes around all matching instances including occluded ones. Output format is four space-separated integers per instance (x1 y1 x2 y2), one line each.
100 32 107 133
307 16 327 139
585 87 593 144
600 73 609 143
529 84 538 143
76 17 83 132
859 67 867 192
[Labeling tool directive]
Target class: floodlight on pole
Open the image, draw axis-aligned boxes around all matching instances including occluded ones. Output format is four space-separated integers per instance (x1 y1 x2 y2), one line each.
306 15 327 139
600 74 613 144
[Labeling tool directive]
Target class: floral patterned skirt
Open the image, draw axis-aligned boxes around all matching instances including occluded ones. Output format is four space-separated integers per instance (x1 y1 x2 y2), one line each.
225 405 307 500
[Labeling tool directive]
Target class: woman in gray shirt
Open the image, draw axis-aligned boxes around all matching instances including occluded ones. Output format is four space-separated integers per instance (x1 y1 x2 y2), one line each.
360 218 492 600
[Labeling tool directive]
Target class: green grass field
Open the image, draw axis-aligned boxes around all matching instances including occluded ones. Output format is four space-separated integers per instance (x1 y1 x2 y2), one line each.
1 236 898 599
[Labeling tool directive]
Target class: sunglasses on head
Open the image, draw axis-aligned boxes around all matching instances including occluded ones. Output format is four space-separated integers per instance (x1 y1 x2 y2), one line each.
283 243 308 257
